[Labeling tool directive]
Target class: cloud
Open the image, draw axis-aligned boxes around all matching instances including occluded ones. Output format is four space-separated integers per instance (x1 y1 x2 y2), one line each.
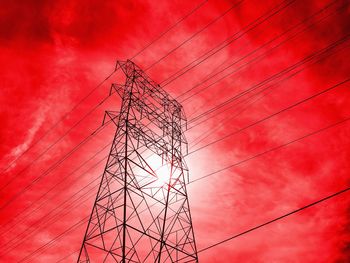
6 105 48 169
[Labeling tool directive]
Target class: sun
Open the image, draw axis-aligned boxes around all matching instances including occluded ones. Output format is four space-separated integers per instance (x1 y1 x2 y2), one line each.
147 155 172 187
155 163 172 185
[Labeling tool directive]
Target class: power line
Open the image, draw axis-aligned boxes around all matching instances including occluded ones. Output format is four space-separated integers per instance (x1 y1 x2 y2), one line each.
0 1 307 213
186 33 350 126
14 86 350 255
0 104 168 243
130 0 209 59
54 250 79 263
15 168 177 262
2 26 348 239
0 149 163 254
189 115 350 183
0 119 113 212
187 40 349 145
189 38 347 147
5 0 338 206
188 77 350 156
186 34 349 124
197 185 350 253
5 73 348 258
180 1 348 127
15 41 348 263
0 163 105 248
182 25 349 128
8 38 346 243
0 0 307 197
163 0 299 88
18 216 89 263
4 30 348 241
1 176 100 255
0 94 113 193
0 0 238 197
13 113 350 262
0 147 161 253
0 140 159 239
0 0 209 179
0 144 109 238
144 0 245 71
179 0 344 104
1 70 116 175
2 1 350 260
12 78 350 245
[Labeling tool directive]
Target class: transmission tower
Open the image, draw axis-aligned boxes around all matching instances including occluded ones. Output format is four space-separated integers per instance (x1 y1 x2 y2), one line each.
78 60 199 262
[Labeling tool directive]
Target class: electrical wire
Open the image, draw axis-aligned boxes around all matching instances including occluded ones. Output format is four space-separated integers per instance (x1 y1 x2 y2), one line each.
13 113 350 262
0 119 113 212
0 0 209 182
0 0 306 214
186 34 350 126
0 0 309 198
188 78 350 156
189 115 350 183
1 150 163 254
2 31 348 256
3 37 348 258
144 0 245 71
189 43 341 147
162 0 299 87
2 19 348 251
2 1 350 260
130 0 209 59
196 185 350 253
1 70 116 175
178 0 344 104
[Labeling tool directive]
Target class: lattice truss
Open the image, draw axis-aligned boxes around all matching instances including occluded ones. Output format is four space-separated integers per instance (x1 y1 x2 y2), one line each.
78 60 199 263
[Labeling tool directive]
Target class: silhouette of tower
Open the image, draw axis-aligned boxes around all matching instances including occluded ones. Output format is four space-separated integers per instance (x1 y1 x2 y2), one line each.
78 60 198 262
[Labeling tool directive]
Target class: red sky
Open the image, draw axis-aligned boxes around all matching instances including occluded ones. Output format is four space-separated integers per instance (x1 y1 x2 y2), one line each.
1 0 350 262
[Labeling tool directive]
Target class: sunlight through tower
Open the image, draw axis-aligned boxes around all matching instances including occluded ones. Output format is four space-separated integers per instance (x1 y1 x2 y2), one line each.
78 60 199 262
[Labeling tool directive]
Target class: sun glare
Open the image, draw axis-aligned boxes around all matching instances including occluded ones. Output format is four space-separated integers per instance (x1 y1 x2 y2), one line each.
147 155 172 187
156 164 171 185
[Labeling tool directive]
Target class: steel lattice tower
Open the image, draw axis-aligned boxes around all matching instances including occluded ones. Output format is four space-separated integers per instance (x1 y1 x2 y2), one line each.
78 60 199 262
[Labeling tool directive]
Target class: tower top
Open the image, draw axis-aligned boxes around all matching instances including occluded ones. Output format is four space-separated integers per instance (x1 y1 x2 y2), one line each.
115 60 186 121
